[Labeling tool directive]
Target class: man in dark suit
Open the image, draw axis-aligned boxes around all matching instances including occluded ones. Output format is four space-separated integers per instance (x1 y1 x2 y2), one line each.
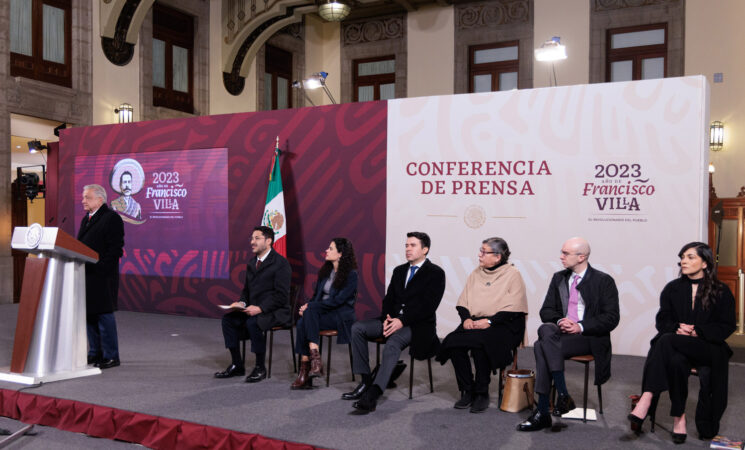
215 226 291 383
78 184 125 369
343 231 446 413
518 237 619 431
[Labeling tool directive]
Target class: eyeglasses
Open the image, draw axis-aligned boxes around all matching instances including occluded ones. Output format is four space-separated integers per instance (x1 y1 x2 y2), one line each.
479 249 497 256
560 251 583 257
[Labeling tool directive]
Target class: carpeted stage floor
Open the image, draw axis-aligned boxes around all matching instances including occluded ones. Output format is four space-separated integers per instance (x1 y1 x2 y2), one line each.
1 305 744 449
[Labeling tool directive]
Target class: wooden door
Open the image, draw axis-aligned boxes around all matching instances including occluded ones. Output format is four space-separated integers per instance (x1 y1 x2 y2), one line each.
709 197 745 323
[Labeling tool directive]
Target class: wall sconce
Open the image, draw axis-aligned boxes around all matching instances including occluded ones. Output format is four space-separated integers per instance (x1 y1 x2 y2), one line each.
710 121 724 151
114 103 133 124
318 0 351 22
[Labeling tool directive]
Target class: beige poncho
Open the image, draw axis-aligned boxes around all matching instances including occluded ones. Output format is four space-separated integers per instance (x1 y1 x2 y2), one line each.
456 263 528 317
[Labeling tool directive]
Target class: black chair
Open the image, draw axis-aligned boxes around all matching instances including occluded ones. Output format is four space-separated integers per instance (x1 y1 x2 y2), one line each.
373 337 434 399
318 329 355 387
240 285 298 378
551 354 603 423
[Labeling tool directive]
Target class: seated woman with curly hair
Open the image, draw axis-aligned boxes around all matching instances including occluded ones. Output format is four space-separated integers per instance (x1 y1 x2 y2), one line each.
291 238 358 389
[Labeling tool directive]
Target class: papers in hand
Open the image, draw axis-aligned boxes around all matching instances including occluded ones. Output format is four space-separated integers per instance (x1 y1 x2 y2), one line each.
218 304 247 312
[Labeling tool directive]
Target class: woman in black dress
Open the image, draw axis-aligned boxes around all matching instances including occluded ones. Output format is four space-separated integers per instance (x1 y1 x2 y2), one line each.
628 242 735 444
436 237 528 413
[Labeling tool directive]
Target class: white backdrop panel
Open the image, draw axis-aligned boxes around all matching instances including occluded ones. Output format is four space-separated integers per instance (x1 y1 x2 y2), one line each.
386 76 709 357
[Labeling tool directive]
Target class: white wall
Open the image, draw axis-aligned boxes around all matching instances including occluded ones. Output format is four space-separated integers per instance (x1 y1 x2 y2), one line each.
533 0 590 88
305 15 341 106
407 5 454 97
92 0 141 125
209 0 257 114
686 0 745 197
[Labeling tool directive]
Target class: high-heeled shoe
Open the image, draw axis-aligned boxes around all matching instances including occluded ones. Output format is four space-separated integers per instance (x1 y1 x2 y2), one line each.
671 432 687 444
627 413 646 432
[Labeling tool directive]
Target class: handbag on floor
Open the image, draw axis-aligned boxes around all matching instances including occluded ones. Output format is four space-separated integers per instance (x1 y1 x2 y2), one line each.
500 369 535 412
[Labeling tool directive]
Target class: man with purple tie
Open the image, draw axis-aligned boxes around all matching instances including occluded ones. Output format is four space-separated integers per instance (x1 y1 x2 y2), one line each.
517 237 619 431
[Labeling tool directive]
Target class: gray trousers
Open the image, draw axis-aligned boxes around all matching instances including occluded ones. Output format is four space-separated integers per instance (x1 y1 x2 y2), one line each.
533 323 592 395
350 319 412 391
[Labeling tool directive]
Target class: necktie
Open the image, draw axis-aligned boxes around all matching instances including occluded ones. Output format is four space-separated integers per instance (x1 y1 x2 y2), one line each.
256 259 262 270
405 265 418 287
567 274 580 322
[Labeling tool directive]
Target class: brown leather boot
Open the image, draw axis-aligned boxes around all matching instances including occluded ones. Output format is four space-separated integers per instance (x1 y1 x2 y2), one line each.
291 361 312 390
308 348 324 378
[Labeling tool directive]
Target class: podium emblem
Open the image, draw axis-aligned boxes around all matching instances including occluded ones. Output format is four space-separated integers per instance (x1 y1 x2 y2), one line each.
25 223 43 249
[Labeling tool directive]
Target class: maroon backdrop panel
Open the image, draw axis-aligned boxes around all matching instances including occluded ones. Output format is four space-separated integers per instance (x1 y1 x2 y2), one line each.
57 103 387 318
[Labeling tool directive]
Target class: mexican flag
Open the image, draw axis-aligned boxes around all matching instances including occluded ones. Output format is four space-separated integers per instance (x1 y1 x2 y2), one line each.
262 139 287 256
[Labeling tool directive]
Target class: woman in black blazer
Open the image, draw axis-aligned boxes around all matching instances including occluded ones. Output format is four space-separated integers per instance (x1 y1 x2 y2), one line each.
628 242 735 444
292 238 358 389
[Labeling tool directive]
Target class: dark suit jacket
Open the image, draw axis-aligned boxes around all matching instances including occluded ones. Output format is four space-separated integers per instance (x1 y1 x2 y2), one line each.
306 270 357 344
238 249 292 331
77 203 125 317
380 259 446 360
539 264 619 385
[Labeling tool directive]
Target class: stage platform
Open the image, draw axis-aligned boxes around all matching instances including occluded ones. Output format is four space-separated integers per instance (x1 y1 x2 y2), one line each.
1 304 744 449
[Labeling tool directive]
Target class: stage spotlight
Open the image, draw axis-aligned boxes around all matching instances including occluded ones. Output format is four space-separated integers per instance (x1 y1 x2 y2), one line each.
292 81 316 106
301 72 337 104
534 37 567 62
27 140 48 154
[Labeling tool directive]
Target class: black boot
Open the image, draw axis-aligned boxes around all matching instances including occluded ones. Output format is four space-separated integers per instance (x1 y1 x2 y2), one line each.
454 391 474 409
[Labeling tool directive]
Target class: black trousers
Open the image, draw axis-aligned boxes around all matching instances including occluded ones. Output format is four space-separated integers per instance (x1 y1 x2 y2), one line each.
642 332 713 416
533 323 592 395
221 311 266 354
295 304 337 356
451 347 491 395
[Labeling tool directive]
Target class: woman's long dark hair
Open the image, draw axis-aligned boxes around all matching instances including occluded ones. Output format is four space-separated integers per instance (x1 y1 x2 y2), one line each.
678 241 721 310
318 238 358 290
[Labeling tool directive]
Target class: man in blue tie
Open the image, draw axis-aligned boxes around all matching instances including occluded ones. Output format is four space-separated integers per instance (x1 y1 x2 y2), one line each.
517 237 619 431
344 232 446 413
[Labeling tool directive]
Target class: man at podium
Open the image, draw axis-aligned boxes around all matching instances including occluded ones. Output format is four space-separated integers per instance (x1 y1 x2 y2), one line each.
78 184 125 369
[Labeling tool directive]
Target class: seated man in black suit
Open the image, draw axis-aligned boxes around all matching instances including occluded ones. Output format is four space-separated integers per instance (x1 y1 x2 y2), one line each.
343 231 446 413
214 226 291 383
517 237 619 431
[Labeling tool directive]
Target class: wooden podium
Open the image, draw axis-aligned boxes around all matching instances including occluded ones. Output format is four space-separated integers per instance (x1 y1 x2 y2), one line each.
0 224 102 384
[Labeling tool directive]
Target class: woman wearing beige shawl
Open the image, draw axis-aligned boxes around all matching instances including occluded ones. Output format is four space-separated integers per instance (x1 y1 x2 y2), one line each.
436 237 528 413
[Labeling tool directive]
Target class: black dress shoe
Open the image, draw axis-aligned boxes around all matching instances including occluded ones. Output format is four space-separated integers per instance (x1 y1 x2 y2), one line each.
97 359 120 369
244 366 267 383
470 394 490 413
454 391 474 409
517 409 552 432
214 364 245 379
87 355 102 365
353 385 382 413
553 393 576 416
342 380 370 400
